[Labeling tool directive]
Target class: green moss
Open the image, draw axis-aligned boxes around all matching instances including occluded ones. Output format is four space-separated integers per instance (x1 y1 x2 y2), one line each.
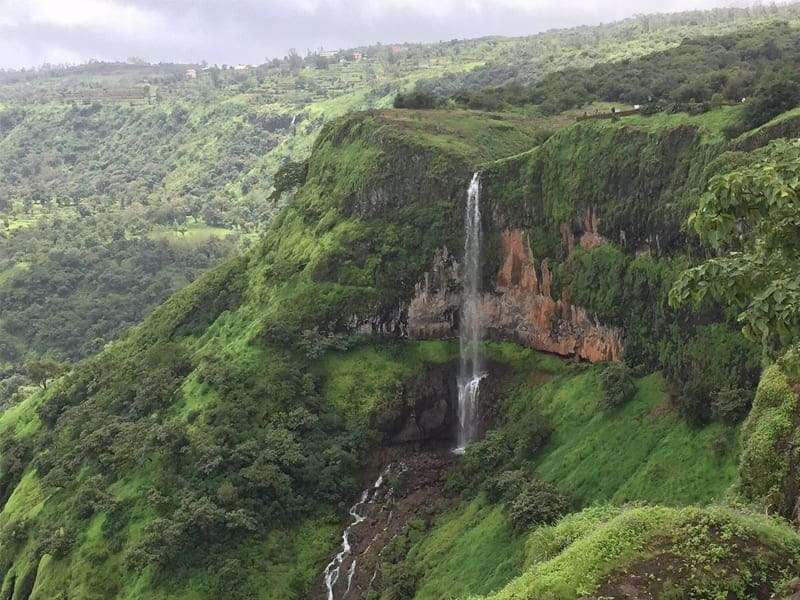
482 118 725 258
472 505 800 600
737 359 799 517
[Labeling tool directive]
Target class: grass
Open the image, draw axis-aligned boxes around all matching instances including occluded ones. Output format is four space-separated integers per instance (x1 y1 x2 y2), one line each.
530 371 739 506
623 104 743 143
313 339 458 428
473 505 800 600
410 496 529 600
406 361 743 599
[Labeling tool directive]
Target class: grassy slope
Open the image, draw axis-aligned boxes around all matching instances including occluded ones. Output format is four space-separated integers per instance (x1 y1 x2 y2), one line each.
407 352 740 600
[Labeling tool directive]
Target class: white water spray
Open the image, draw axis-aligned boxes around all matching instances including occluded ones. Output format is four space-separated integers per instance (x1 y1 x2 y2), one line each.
455 172 485 454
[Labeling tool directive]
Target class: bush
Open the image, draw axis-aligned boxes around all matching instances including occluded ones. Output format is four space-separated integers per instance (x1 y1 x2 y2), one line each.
447 430 514 495
393 91 438 109
485 469 528 502
740 69 800 130
507 479 569 532
599 362 636 410
711 386 754 424
665 324 760 424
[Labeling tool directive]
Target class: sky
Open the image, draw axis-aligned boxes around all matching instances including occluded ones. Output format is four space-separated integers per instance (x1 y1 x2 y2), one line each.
0 0 758 69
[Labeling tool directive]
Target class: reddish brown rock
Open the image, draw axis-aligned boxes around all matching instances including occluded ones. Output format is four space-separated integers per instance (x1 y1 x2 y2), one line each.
404 228 623 363
497 229 539 292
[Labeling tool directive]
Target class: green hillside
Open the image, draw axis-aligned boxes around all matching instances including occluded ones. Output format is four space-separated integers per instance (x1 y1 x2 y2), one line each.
3 6 800 599
3 4 800 382
0 95 796 598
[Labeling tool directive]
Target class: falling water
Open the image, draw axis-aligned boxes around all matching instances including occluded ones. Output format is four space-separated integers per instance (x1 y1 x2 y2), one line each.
455 173 485 454
323 465 397 600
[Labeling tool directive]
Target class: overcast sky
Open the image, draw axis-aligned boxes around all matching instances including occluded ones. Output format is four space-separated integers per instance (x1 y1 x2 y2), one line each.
0 0 757 69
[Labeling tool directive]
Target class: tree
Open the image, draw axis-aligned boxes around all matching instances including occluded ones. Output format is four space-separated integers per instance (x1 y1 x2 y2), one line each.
25 359 66 390
670 139 800 354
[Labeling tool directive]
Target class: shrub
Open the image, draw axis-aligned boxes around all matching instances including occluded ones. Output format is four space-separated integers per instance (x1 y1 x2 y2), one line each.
599 362 636 410
485 469 528 502
710 386 754 424
740 69 800 130
665 324 760 424
393 91 438 109
507 479 569 532
0 519 28 547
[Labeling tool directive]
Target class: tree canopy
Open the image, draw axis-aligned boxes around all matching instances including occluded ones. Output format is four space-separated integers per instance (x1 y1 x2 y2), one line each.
670 139 800 353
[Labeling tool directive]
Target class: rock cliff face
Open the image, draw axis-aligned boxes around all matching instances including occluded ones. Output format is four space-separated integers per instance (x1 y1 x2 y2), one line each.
406 229 623 363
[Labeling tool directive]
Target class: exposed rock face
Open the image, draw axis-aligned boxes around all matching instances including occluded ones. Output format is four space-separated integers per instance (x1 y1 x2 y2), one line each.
560 206 607 256
389 363 458 444
406 228 623 363
376 361 506 445
407 247 460 339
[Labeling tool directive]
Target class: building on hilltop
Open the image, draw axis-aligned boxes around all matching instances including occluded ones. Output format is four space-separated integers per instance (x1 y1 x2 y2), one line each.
185 68 197 79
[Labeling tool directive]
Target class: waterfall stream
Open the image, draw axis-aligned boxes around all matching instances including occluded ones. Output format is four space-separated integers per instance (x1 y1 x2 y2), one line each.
455 172 485 454
322 464 403 600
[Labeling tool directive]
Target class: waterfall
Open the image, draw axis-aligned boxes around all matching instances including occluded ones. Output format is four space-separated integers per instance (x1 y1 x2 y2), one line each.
455 172 485 454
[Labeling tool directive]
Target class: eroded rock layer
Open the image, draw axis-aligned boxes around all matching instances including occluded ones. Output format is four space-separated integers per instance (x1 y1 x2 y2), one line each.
407 229 623 363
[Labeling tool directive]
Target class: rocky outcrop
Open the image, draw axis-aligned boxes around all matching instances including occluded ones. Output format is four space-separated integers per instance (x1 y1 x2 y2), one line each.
405 229 623 363
374 361 507 445
560 206 607 256
389 363 458 444
407 247 460 339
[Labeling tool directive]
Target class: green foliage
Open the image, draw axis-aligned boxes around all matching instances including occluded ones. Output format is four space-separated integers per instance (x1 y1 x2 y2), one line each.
737 351 800 518
567 243 760 423
530 371 740 506
662 324 761 424
392 91 438 109
506 478 570 532
598 362 636 410
23 359 66 391
469 505 800 600
379 518 427 600
454 20 800 125
0 213 235 366
270 159 309 201
400 496 528 600
671 138 800 352
740 66 800 131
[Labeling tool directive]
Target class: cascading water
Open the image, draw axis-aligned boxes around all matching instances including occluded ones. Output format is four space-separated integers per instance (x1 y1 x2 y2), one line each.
455 172 485 454
322 464 404 600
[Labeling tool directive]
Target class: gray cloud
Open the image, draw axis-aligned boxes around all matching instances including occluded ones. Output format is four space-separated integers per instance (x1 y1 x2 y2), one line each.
0 0 754 69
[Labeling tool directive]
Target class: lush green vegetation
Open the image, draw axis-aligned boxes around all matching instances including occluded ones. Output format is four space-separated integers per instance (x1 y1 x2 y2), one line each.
2 94 798 598
4 6 800 598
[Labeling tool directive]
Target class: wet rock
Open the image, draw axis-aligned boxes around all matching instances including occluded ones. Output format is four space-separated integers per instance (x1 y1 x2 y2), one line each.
405 228 623 363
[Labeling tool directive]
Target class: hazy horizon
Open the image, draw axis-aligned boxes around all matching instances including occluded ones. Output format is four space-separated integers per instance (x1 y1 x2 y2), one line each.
0 0 762 70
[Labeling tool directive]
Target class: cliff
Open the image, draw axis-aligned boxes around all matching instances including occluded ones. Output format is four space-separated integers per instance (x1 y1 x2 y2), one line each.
0 106 787 599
